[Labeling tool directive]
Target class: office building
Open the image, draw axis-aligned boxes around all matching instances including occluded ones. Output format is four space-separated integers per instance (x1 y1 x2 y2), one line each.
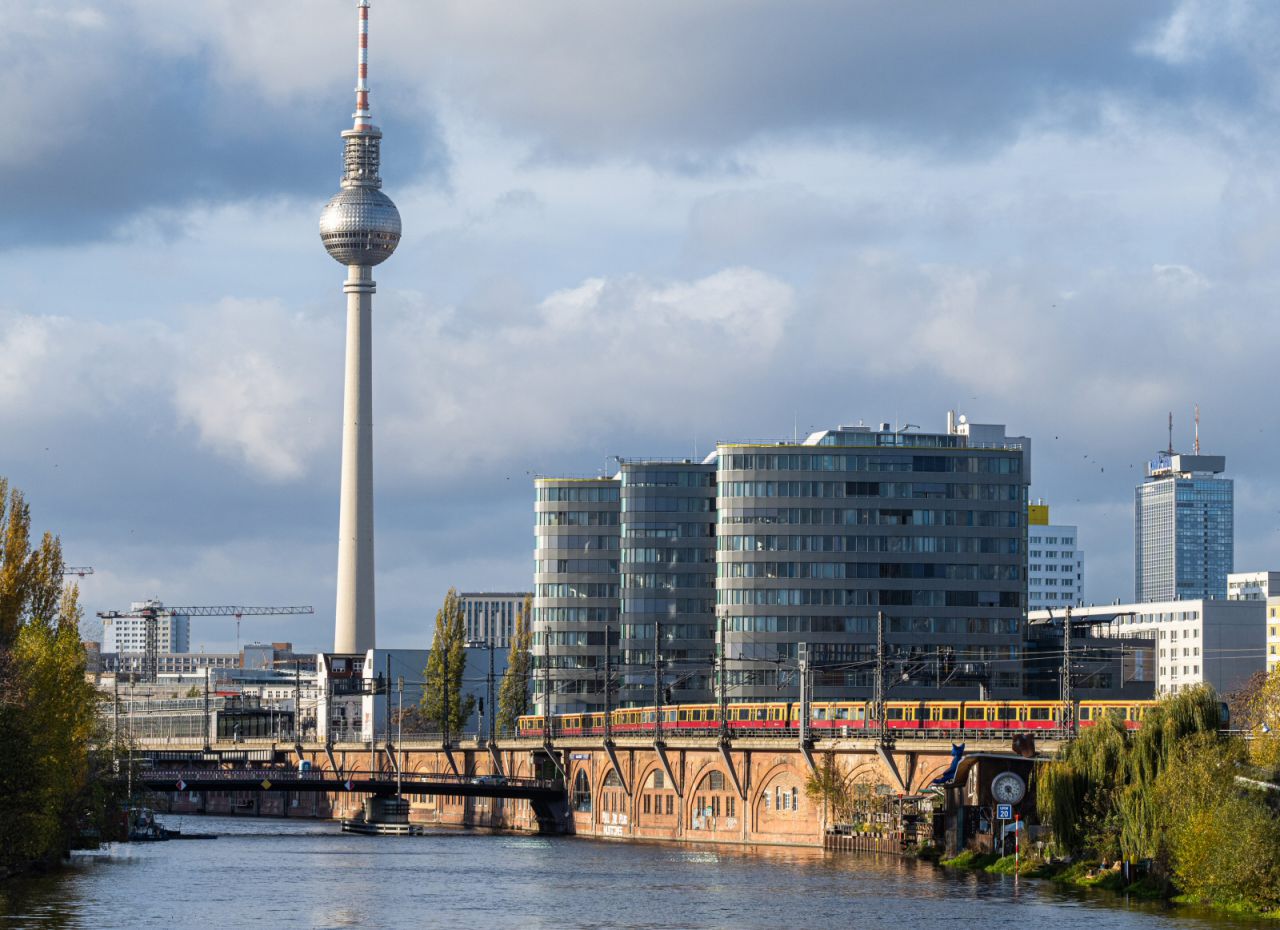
1023 614 1154 701
1228 571 1280 602
717 414 1030 702
533 477 621 715
1032 598 1263 696
532 413 1033 712
618 459 717 706
1135 453 1233 602
102 600 190 654
1027 503 1083 609
460 592 530 649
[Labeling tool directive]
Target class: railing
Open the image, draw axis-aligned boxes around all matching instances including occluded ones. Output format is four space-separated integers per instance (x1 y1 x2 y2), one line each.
142 768 558 791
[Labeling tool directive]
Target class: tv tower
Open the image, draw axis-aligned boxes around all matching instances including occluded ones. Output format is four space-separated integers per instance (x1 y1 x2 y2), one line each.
319 1 401 653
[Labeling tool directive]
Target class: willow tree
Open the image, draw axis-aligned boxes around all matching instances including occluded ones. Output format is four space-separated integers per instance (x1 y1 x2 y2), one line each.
496 594 532 736
1039 686 1224 862
421 588 474 738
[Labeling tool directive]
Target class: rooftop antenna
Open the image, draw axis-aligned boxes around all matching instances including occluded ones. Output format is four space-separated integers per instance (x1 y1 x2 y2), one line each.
1193 404 1200 455
1166 411 1174 457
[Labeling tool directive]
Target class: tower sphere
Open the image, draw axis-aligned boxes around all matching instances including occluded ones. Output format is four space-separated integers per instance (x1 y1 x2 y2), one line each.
319 186 402 266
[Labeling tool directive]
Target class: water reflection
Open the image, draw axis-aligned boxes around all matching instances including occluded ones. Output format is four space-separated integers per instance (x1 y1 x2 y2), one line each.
0 819 1274 930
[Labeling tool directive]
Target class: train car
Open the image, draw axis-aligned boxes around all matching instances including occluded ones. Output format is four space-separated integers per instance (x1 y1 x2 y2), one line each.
961 701 1063 731
807 701 871 732
517 715 545 739
884 701 924 730
671 704 720 733
922 702 964 731
1078 701 1146 730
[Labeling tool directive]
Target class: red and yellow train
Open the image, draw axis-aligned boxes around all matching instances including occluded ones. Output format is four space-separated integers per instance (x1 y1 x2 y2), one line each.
517 698 1156 739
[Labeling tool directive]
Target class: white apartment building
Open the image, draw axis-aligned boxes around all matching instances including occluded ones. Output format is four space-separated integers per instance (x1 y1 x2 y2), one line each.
1027 504 1084 609
1031 599 1263 697
102 601 191 654
1267 597 1280 674
1228 571 1280 601
459 592 529 649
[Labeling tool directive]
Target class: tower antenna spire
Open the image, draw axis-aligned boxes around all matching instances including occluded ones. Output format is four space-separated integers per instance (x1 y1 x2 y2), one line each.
1194 403 1200 456
1166 411 1174 457
354 0 371 130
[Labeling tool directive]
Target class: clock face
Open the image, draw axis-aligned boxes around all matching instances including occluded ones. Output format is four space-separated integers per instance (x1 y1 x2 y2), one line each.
991 771 1026 804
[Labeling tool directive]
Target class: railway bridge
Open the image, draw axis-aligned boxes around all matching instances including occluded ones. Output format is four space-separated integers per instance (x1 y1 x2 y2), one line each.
126 733 1053 845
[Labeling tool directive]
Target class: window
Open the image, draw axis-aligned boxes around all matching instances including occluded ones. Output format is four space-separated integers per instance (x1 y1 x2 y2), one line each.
572 770 592 813
708 771 725 791
666 795 674 815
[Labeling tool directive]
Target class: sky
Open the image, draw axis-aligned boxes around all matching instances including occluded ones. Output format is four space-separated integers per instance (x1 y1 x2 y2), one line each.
3 0 1279 653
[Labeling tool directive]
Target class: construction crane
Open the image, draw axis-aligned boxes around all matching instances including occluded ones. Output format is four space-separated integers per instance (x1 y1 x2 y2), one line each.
96 602 315 682
60 566 94 578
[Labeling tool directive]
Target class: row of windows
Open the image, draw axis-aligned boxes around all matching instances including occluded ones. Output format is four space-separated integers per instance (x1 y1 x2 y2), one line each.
620 623 715 642
531 608 617 624
718 534 1021 555
536 583 620 599
719 508 1021 528
719 481 1020 501
536 559 619 573
537 511 621 527
624 523 715 539
716 588 1021 608
720 615 1020 636
719 453 1020 473
621 597 715 614
621 548 713 564
537 487 620 502
622 497 714 513
532 630 615 647
622 470 715 488
622 573 713 591
536 534 621 550
716 562 1021 582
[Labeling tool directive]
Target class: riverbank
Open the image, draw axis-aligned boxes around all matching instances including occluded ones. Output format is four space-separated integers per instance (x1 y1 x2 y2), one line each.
939 851 1280 920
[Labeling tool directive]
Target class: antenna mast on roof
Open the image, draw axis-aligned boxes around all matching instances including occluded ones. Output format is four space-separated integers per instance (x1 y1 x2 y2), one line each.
1166 412 1174 457
1194 404 1200 455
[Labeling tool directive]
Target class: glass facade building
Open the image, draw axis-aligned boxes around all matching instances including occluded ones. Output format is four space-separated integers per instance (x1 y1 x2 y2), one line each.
716 420 1029 702
618 460 717 707
532 478 621 715
1135 454 1233 602
532 415 1032 711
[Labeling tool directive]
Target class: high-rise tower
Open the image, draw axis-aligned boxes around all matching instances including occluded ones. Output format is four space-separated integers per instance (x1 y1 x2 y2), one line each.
320 1 401 653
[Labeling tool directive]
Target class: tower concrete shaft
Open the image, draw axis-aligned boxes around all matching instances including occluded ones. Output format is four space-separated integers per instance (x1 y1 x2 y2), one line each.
321 1 400 654
334 265 376 653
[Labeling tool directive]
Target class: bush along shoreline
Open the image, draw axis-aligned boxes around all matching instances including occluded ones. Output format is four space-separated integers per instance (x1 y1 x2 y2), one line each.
942 684 1280 918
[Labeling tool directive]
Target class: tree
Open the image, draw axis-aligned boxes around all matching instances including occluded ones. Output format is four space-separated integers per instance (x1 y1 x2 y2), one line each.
497 594 532 736
0 479 106 873
421 588 474 738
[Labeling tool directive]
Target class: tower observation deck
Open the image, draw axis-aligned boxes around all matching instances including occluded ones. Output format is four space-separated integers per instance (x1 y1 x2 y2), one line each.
320 1 401 654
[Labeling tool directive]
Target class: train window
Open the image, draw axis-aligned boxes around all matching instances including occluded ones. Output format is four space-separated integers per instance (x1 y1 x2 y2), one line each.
853 706 866 721
771 708 783 721
756 709 768 721
678 711 688 722
1079 707 1091 721
691 710 702 722
886 707 905 721
1029 707 1051 721
835 707 848 720
736 709 749 721
965 707 985 721
998 707 1017 721
934 707 959 720
645 712 655 724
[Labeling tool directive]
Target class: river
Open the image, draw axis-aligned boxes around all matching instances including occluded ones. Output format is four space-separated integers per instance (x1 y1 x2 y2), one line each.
0 816 1271 930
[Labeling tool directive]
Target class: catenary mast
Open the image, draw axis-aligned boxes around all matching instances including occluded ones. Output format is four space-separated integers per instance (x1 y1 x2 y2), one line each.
319 1 401 653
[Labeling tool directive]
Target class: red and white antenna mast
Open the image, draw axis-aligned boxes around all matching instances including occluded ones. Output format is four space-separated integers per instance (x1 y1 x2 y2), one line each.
354 1 371 130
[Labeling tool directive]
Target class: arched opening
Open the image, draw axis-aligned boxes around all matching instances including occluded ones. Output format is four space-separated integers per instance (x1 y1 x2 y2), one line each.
599 768 626 818
638 767 676 822
690 769 737 831
572 769 592 812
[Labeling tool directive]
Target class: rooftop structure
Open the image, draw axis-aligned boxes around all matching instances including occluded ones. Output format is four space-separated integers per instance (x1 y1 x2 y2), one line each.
323 2 401 654
1228 571 1280 602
